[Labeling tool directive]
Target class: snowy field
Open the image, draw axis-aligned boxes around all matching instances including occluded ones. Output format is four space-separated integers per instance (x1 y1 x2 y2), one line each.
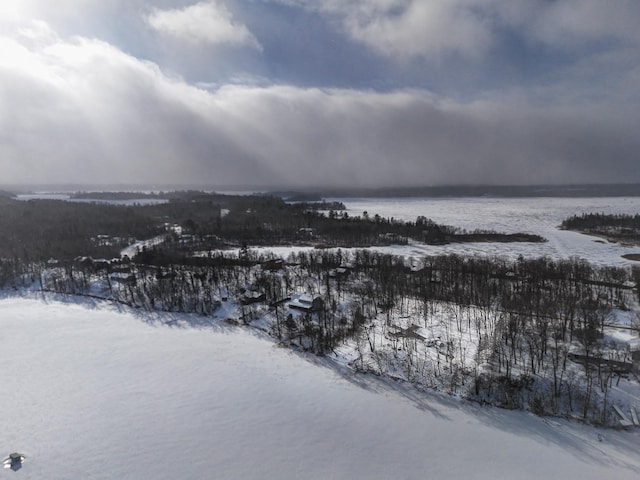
331 196 640 266
2 297 640 479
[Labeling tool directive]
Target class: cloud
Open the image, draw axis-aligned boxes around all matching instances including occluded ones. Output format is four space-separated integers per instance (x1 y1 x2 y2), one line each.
276 0 493 61
1 23 640 188
277 0 640 63
0 1 131 28
495 0 640 49
146 1 261 50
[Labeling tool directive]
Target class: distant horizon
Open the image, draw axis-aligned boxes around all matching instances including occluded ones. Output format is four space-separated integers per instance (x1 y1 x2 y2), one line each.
5 182 640 198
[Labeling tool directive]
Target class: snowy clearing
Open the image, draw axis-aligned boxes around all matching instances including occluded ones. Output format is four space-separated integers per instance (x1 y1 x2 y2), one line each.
1 297 639 479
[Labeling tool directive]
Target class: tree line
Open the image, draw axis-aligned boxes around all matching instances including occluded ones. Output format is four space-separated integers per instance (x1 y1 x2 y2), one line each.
0 193 544 266
561 213 640 244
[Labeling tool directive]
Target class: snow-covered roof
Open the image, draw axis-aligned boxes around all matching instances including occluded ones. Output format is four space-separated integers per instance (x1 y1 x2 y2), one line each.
288 294 322 311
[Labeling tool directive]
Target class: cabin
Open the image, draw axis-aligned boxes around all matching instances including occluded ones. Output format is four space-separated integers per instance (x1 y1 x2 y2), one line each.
288 294 324 312
241 291 266 305
111 264 132 274
568 352 633 374
389 324 426 341
156 270 177 281
179 234 196 245
73 256 113 272
262 258 286 271
93 259 112 271
269 296 292 308
74 256 94 268
110 273 137 286
328 267 349 279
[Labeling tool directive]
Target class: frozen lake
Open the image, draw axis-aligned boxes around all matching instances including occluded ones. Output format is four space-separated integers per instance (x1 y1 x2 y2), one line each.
2 297 640 479
15 193 168 206
331 196 640 266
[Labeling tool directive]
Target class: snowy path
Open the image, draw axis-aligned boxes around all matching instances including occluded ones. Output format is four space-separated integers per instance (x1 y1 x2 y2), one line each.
1 298 639 479
120 234 167 259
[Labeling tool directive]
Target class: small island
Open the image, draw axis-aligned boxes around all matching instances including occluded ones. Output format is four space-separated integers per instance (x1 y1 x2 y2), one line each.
561 213 640 261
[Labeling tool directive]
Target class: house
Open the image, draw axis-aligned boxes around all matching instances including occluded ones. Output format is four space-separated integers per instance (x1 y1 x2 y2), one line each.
288 294 324 312
74 256 94 268
262 258 286 271
389 324 426 341
93 259 112 271
240 291 266 305
568 352 633 374
269 296 291 308
110 264 132 274
156 270 177 281
328 267 349 279
179 234 196 245
110 273 137 286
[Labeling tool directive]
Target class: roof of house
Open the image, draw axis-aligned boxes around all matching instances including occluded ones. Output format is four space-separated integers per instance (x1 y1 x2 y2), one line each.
288 294 323 311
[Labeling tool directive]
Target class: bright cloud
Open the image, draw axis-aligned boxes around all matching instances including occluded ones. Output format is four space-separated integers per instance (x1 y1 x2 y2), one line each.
335 0 493 60
279 0 640 62
146 1 261 50
276 0 493 60
495 0 640 48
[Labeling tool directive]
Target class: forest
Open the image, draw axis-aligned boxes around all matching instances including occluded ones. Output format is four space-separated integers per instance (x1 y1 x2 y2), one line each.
19 243 640 425
0 192 543 262
1 192 638 426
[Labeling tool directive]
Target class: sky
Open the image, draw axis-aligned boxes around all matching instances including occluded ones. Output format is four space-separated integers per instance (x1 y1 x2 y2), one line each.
1 0 639 189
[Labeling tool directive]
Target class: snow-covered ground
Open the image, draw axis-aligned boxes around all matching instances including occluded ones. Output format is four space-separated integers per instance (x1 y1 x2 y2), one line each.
331 196 640 266
120 234 168 259
2 297 639 479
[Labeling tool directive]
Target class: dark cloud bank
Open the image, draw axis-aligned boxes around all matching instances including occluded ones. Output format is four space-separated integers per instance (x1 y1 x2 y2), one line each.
1 1 640 189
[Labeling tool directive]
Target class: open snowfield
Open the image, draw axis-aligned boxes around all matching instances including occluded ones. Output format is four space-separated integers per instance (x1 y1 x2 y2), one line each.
2 297 639 479
333 196 640 266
